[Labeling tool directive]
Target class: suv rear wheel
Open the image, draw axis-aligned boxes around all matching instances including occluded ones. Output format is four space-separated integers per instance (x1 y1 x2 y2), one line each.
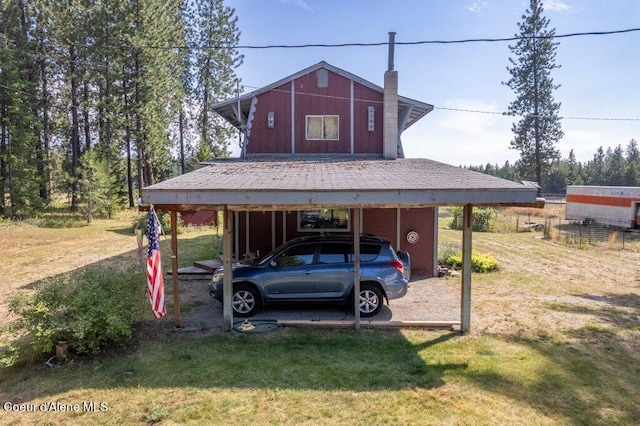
359 283 383 317
232 283 261 317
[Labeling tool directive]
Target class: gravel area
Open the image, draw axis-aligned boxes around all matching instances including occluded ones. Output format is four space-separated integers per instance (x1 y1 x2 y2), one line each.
160 275 461 335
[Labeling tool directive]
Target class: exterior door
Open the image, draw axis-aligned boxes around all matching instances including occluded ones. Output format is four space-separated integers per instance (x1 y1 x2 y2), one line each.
262 242 317 299
313 242 353 298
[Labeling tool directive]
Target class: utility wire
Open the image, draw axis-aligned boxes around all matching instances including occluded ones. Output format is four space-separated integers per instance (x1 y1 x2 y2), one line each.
9 26 634 51
134 27 640 50
430 106 640 121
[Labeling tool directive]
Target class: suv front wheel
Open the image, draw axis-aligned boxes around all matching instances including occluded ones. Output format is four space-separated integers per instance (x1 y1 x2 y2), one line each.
232 283 261 317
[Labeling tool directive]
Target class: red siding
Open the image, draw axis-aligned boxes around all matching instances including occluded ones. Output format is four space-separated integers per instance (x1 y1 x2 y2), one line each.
294 72 351 154
353 84 383 154
246 68 385 155
246 83 292 154
398 208 435 277
239 208 436 277
363 208 435 277
180 211 217 227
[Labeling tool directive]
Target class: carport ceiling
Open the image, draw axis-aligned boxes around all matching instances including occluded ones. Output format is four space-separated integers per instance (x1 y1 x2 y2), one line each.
141 157 538 210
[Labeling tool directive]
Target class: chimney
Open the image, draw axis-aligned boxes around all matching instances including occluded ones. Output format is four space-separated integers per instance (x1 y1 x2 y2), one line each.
383 32 398 160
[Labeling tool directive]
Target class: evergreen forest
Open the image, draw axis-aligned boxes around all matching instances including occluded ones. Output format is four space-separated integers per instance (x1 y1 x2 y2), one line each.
0 0 242 220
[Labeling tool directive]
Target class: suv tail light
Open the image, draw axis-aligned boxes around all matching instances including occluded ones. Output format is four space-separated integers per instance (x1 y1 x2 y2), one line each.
388 260 404 274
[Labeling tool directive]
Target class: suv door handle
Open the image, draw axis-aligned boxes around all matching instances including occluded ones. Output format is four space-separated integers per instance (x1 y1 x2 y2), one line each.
304 270 313 275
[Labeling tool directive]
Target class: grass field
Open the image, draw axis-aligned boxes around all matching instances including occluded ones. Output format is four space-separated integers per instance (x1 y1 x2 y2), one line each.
1 207 639 425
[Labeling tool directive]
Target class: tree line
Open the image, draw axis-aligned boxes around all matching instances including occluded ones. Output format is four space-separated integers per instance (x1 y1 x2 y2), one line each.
466 139 640 194
0 0 242 220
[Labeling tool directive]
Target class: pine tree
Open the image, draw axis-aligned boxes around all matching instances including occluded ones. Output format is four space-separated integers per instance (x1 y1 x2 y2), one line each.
624 139 639 186
188 0 243 159
604 145 626 186
0 1 43 218
566 149 583 185
504 0 563 193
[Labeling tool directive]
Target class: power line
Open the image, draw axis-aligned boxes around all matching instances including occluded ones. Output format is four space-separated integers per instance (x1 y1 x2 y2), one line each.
433 106 640 121
5 27 639 58
136 27 640 50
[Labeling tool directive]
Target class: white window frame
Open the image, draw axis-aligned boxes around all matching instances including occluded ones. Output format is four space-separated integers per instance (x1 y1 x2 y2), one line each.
305 115 339 141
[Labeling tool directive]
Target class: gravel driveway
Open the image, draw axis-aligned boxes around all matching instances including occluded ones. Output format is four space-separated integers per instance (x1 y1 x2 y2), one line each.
162 275 461 335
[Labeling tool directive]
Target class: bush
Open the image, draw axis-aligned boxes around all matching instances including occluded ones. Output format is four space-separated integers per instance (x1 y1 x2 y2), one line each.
6 266 147 359
134 211 181 235
439 248 499 273
448 207 497 232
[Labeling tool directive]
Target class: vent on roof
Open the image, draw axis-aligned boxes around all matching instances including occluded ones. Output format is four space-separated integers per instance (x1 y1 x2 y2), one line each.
317 69 328 88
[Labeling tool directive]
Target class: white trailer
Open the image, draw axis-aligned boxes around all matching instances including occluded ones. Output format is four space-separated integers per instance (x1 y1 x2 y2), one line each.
566 185 640 229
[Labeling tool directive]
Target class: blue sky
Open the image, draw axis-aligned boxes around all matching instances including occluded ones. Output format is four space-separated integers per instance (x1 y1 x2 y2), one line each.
225 0 639 166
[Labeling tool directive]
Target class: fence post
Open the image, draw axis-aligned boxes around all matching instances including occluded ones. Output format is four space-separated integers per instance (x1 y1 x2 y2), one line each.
579 224 582 247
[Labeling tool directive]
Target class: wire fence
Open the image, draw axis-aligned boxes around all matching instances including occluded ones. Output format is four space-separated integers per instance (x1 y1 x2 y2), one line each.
516 214 640 250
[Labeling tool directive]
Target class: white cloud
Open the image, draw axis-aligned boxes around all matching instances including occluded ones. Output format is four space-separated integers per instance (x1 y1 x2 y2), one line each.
279 0 312 11
467 1 489 14
544 0 571 13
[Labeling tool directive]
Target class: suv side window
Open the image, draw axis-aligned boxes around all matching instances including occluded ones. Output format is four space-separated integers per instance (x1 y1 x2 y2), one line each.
275 243 316 267
347 243 382 262
318 242 351 264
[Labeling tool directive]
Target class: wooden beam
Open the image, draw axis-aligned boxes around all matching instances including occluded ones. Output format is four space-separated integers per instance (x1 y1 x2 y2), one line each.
170 211 181 328
461 204 473 333
140 197 545 214
353 208 361 330
277 320 459 330
222 207 234 332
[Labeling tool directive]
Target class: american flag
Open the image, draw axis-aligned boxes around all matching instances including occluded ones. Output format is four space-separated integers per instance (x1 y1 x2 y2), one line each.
146 206 166 318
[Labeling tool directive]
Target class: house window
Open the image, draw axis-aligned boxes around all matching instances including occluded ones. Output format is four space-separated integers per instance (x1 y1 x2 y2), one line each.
298 209 350 232
306 115 339 140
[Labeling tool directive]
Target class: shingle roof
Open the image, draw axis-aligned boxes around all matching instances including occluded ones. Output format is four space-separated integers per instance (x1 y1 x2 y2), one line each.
141 157 538 210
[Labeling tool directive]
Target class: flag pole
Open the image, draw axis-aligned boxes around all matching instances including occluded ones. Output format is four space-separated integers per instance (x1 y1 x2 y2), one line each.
170 211 181 329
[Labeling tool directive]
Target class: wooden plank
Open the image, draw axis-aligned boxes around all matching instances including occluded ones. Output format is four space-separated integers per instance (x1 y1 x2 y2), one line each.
461 204 472 334
277 320 459 329
222 207 234 332
170 211 181 328
354 208 361 330
193 259 221 272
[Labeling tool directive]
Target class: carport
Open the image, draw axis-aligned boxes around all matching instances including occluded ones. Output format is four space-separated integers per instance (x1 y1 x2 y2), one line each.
141 156 541 333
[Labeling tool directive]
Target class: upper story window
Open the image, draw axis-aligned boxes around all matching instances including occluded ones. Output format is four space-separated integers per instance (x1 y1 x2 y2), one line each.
306 115 339 140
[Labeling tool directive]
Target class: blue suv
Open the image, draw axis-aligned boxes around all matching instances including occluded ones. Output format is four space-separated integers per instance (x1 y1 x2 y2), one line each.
209 234 409 317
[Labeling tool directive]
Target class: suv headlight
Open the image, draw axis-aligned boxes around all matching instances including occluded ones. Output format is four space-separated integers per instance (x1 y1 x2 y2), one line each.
212 272 224 282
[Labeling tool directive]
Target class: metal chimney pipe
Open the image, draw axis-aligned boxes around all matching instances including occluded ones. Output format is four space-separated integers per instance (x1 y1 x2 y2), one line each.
387 32 396 71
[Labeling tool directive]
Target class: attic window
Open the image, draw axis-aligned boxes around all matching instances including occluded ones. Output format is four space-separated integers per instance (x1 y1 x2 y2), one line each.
317 69 328 88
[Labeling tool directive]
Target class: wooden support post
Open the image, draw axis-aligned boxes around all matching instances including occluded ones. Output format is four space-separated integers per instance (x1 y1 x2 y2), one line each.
461 204 473 333
353 208 361 330
223 207 234 332
170 211 181 328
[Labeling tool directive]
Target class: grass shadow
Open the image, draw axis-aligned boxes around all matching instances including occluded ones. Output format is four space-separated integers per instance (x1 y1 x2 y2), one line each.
1 328 464 403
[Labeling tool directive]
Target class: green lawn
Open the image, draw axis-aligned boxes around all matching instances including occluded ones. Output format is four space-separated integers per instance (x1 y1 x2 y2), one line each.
1 208 639 425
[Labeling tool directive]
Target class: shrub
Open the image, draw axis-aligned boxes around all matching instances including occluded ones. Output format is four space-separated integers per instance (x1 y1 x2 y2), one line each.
134 211 182 235
439 249 499 273
6 266 147 359
448 207 497 232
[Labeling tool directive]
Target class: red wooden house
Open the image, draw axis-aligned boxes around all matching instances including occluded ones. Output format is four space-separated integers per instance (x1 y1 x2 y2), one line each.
211 61 438 275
